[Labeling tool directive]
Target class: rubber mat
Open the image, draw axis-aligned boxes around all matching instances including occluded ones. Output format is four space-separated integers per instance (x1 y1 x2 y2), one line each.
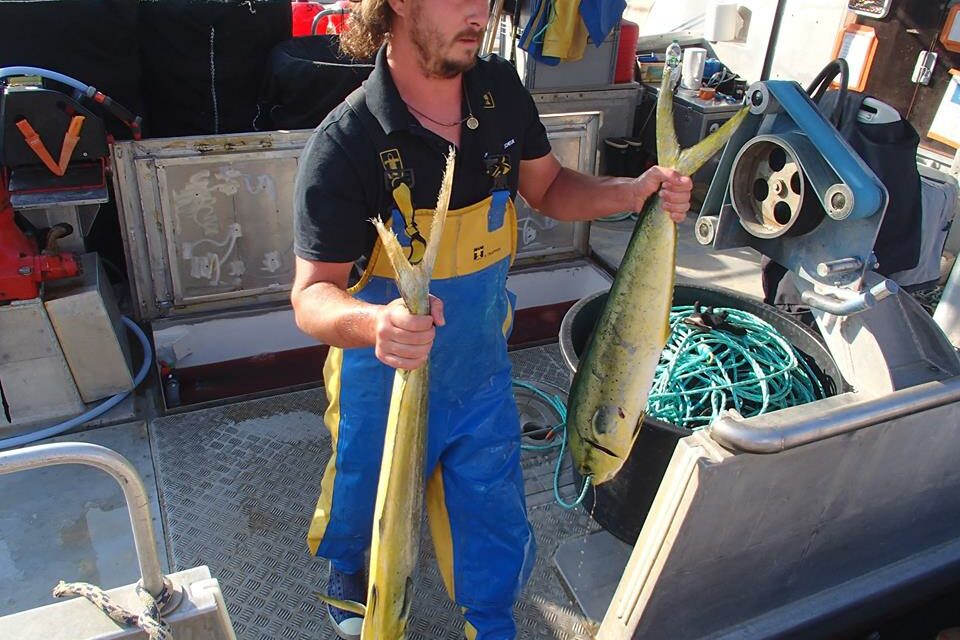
150 344 601 639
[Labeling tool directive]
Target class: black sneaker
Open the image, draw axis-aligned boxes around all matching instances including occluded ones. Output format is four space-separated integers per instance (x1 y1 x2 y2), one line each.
326 565 366 640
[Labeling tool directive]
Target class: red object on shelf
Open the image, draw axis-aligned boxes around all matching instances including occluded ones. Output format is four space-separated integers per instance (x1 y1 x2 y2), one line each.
615 19 640 84
291 0 350 36
0 180 79 302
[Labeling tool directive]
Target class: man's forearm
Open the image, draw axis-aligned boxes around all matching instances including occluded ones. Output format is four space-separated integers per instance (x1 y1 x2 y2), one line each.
536 167 642 221
292 282 380 349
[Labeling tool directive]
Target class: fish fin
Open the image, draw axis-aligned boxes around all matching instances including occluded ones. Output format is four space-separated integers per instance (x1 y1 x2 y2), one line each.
316 594 368 617
372 148 457 315
676 107 749 176
632 412 646 439
372 218 416 279
656 68 681 168
421 148 455 276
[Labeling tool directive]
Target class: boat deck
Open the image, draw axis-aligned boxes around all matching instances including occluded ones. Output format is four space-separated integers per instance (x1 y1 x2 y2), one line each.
0 217 765 638
2 346 608 639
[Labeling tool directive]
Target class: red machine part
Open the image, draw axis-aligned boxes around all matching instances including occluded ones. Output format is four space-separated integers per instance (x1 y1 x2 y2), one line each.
291 0 350 36
0 180 79 302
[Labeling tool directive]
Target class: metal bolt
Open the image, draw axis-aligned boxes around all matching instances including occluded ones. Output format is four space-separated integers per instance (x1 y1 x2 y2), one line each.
773 180 786 196
694 216 718 246
830 192 847 211
817 257 863 277
18 266 32 276
751 90 764 107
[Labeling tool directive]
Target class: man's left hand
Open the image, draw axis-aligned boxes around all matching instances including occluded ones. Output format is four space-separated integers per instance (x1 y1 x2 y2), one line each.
633 166 694 223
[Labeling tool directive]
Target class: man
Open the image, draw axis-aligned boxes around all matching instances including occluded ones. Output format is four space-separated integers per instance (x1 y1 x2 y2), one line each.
291 1 693 638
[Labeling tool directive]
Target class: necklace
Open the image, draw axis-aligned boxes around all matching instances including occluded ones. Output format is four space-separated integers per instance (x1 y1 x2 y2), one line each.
406 84 479 130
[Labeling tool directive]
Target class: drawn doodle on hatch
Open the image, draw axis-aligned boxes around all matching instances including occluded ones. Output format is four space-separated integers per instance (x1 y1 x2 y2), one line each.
181 223 243 287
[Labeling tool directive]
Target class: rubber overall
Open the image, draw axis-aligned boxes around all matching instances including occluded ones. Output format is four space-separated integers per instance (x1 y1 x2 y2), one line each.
307 92 536 640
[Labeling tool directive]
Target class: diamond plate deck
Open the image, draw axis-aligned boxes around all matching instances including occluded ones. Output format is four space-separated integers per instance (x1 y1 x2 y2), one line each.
151 344 601 639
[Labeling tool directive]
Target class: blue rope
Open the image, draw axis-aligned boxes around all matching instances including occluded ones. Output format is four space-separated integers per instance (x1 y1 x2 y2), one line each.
512 380 592 509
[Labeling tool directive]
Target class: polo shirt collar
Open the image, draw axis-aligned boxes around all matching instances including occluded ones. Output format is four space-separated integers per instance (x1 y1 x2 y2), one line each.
363 44 481 136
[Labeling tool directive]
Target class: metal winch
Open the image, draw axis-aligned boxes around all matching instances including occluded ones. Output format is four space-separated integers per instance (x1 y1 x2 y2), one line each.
696 74 960 395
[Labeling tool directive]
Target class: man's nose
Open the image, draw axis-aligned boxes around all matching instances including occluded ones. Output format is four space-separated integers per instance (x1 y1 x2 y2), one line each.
466 0 488 29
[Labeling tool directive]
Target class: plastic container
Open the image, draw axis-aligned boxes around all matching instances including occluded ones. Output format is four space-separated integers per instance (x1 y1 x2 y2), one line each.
558 284 845 544
615 19 640 83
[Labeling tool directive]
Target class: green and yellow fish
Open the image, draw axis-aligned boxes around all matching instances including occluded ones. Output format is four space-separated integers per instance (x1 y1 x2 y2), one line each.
567 69 748 485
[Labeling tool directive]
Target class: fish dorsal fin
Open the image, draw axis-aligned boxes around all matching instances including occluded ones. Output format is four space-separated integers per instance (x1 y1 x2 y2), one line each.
316 594 368 617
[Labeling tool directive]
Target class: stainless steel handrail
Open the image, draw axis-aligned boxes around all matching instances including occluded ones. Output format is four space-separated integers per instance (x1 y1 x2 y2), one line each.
0 442 166 598
710 376 960 453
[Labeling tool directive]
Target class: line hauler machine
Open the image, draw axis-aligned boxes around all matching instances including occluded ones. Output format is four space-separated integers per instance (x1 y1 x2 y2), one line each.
697 73 960 394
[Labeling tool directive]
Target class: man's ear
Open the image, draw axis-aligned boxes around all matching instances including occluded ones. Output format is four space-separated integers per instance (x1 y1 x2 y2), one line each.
387 0 408 19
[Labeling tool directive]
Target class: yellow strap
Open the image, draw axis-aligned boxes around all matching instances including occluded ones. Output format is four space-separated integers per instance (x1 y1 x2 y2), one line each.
391 183 426 264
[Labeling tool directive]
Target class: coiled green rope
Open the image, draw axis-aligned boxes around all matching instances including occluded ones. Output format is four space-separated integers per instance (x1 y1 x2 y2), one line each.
646 305 827 429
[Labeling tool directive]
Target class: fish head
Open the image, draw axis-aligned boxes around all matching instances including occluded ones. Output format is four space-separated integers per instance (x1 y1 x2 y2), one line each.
571 405 642 486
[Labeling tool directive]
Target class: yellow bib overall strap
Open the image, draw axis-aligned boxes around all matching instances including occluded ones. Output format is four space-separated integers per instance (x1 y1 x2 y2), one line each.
390 182 426 265
352 195 517 290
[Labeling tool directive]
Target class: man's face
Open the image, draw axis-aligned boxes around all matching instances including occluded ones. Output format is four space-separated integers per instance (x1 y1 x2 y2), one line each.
406 0 488 78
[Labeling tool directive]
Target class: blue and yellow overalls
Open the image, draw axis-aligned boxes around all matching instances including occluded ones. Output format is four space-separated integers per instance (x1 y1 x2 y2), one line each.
306 89 536 640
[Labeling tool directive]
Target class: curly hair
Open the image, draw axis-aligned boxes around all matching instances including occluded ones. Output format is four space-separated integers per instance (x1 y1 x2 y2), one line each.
339 0 394 60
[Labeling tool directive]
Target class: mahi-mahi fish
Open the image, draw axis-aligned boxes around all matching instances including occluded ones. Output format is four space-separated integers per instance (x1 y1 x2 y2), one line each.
320 149 456 638
566 68 748 485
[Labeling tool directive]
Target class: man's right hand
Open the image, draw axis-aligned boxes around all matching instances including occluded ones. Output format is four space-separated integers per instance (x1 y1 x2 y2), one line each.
374 296 445 370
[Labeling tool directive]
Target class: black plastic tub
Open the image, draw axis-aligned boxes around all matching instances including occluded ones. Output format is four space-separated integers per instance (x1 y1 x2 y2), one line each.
558 284 845 544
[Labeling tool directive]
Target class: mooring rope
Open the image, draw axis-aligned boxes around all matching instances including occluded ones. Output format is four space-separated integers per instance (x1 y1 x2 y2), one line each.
53 578 174 640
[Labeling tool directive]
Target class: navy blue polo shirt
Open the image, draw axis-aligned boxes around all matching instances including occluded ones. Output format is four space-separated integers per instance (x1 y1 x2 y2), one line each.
293 46 552 264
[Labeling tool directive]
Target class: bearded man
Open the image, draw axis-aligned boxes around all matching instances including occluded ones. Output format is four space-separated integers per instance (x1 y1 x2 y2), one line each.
291 1 693 638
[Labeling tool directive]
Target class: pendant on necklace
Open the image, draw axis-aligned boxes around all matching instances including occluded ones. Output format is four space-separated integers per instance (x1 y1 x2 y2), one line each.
466 115 479 130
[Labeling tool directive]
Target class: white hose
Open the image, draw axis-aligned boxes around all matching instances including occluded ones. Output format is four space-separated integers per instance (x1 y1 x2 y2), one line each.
0 317 153 450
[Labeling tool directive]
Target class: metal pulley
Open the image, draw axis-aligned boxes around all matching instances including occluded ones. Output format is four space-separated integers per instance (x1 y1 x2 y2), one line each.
730 136 818 238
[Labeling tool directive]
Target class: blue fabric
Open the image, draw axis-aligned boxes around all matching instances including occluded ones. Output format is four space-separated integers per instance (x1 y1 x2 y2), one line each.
504 288 517 341
315 209 534 637
488 190 510 231
579 0 626 46
520 0 562 65
390 207 413 246
430 379 535 620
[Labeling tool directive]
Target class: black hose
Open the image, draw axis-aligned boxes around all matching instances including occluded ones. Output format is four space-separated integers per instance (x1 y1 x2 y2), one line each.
805 58 849 127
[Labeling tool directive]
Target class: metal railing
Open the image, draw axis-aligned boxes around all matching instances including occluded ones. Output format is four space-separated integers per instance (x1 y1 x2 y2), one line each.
0 442 170 601
710 376 960 453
